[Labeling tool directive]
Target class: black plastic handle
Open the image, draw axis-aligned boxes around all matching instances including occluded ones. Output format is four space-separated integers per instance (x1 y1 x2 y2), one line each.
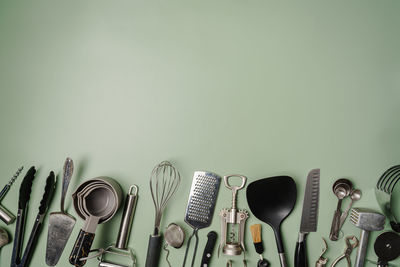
200 231 217 267
145 234 162 267
69 229 95 267
294 234 307 267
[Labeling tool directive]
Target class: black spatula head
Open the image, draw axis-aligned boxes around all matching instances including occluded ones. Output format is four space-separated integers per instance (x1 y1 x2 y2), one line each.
246 176 297 255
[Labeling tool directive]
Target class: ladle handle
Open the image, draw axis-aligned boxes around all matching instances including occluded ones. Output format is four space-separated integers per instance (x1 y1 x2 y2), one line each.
69 229 95 267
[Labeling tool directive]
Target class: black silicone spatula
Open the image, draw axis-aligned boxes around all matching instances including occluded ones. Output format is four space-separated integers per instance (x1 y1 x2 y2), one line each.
246 176 297 267
374 231 400 267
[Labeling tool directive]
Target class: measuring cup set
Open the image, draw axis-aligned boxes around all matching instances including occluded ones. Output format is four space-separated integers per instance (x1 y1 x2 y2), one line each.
2 162 400 267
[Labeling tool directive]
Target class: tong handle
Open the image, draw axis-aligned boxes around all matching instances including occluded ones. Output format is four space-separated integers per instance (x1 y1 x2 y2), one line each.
69 229 95 267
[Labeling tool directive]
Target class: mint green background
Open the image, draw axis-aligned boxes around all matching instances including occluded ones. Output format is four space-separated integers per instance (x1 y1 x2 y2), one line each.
0 1 400 267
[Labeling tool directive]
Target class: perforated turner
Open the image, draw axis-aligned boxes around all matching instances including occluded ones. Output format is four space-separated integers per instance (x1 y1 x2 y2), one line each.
182 171 221 267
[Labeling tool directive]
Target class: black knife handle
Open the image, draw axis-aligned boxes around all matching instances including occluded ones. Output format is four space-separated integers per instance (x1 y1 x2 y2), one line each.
145 234 162 267
294 233 307 267
69 229 95 267
200 231 217 267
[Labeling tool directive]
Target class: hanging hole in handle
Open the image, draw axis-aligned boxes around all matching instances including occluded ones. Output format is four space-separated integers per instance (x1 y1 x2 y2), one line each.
129 185 138 195
224 175 247 190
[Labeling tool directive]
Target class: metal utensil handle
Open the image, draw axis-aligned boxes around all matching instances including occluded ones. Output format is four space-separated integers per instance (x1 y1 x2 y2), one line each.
61 158 74 213
354 230 370 267
224 175 247 210
182 228 198 267
330 209 342 241
116 185 138 249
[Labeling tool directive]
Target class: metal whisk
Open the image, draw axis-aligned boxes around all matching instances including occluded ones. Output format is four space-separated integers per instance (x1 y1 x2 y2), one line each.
145 161 181 267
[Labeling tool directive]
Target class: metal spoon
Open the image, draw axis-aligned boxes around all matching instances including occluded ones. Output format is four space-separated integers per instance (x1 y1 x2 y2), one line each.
339 189 362 228
0 227 9 249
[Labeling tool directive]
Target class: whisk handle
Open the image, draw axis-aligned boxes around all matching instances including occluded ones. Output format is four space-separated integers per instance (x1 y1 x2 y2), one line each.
145 234 162 267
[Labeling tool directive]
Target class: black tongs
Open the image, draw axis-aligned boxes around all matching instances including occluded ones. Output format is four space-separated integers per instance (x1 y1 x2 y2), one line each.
11 166 55 267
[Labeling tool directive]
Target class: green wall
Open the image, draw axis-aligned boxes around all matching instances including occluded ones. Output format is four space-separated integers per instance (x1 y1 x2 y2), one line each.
1 1 399 266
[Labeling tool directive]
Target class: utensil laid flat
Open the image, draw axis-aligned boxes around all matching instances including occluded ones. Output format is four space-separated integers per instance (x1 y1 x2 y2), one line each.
294 169 320 267
374 232 400 267
246 176 297 267
69 177 122 267
182 171 221 267
11 169 56 267
46 158 76 266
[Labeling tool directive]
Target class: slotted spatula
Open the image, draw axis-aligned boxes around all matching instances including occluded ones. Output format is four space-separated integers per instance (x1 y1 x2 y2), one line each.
246 176 297 267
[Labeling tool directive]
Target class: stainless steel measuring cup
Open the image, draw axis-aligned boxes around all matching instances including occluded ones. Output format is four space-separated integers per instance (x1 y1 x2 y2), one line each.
69 177 122 267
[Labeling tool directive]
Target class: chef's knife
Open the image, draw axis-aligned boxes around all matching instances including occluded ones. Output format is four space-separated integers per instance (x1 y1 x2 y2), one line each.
294 169 320 267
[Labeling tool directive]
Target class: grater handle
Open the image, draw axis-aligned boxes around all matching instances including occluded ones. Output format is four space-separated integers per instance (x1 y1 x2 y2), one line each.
182 228 198 267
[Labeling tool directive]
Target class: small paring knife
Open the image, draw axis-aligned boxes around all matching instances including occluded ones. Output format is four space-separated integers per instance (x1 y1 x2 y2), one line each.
294 169 320 267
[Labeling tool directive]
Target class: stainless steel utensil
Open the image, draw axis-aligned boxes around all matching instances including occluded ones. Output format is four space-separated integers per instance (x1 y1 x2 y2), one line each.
69 177 122 267
339 189 361 229
220 175 248 257
295 169 320 267
145 161 180 267
315 238 328 267
329 179 352 241
330 236 358 267
375 165 400 232
163 223 185 267
0 166 23 225
46 158 76 266
350 208 385 267
97 185 138 267
182 171 221 267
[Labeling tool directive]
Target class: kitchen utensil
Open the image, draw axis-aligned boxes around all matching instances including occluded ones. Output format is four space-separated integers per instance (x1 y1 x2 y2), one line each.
350 208 385 267
315 238 328 267
145 161 180 267
182 171 221 267
250 224 269 267
219 175 248 256
46 157 76 266
97 185 139 267
330 236 358 267
246 176 297 267
375 165 400 232
295 169 320 267
339 189 361 229
69 177 122 267
11 169 56 267
163 223 185 267
0 166 23 225
0 227 9 260
329 179 353 241
374 232 400 267
200 231 218 267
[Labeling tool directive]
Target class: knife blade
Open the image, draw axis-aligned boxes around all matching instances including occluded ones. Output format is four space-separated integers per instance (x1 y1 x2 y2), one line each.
294 168 320 267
